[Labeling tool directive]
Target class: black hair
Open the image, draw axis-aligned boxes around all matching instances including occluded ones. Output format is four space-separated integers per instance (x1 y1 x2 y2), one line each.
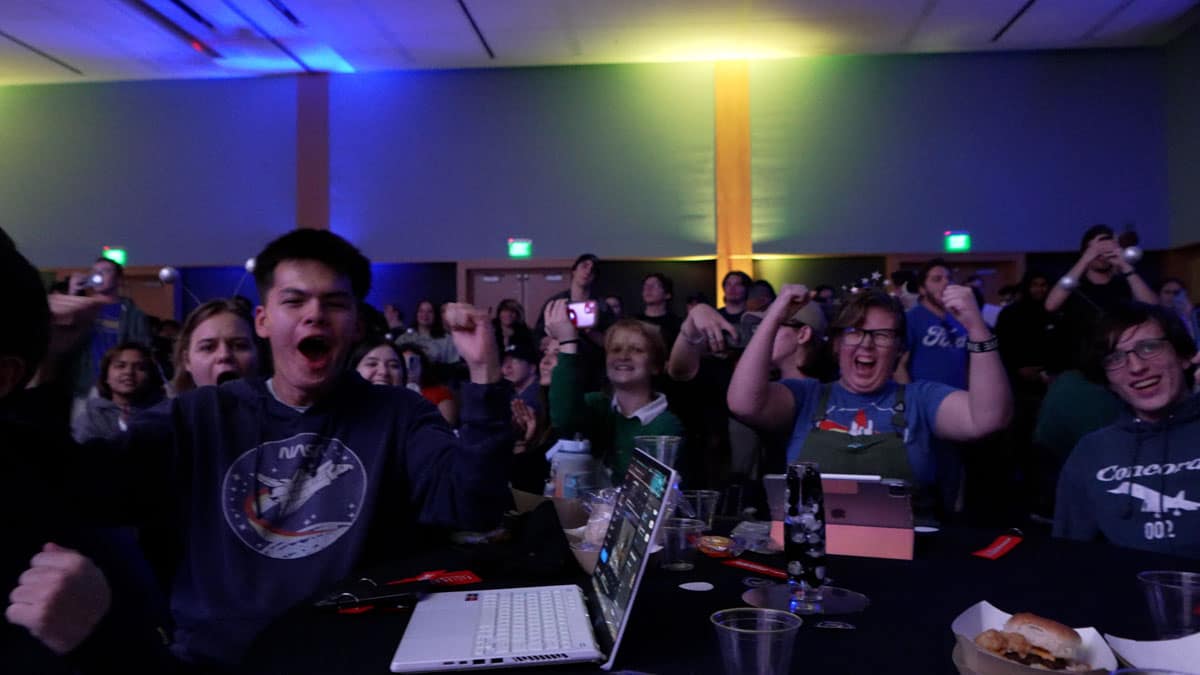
749 279 776 300
414 299 447 338
721 270 752 289
1080 224 1115 252
572 253 599 271
349 335 407 384
890 270 918 294
94 256 125 276
1083 302 1197 386
917 258 950 287
358 302 389 339
0 231 50 389
253 229 371 302
643 273 675 299
97 341 162 403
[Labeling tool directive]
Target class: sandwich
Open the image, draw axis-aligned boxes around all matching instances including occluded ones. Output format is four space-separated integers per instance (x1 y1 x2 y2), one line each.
974 613 1090 671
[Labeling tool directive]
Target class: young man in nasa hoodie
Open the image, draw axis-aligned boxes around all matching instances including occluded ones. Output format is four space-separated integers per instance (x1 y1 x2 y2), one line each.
61 229 515 668
1054 302 1200 558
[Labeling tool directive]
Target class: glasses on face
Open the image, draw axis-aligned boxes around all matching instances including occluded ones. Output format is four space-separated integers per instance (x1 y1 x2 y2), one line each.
1102 337 1169 371
841 327 898 348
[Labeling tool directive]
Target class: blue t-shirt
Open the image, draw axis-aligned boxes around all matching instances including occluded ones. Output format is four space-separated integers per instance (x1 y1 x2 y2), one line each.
89 302 122 383
781 379 955 485
906 304 968 389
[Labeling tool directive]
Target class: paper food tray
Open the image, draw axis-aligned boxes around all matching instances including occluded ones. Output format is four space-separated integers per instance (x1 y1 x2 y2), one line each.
1104 630 1200 672
951 601 1116 675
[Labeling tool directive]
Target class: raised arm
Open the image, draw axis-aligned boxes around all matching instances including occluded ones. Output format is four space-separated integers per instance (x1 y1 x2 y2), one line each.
1044 241 1103 313
726 284 805 432
408 303 513 531
932 285 1013 441
543 299 592 436
666 304 734 382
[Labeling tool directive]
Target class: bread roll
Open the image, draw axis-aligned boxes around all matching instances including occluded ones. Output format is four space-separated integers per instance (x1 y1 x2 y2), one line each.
1003 613 1082 660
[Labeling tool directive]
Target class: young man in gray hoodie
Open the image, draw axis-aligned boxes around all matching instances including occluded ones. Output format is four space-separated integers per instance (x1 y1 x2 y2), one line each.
1054 302 1200 558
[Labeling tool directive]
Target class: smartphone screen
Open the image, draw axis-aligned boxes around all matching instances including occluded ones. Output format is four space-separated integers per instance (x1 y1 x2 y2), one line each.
567 300 598 329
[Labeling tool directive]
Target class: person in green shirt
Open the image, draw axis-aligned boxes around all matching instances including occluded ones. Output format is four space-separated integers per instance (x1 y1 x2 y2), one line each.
544 300 683 481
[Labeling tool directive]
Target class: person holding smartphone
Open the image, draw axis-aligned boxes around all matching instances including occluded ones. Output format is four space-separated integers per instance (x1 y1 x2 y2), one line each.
534 253 614 391
543 299 682 482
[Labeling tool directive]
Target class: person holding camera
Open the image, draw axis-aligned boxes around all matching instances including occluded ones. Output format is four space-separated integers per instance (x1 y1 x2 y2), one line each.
64 258 152 403
1044 225 1157 372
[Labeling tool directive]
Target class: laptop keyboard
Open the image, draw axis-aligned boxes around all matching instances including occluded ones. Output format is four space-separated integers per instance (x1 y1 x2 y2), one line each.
473 588 594 657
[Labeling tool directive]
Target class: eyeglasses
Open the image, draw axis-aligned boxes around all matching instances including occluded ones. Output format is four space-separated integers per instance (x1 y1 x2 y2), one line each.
1102 337 1169 371
841 327 898 347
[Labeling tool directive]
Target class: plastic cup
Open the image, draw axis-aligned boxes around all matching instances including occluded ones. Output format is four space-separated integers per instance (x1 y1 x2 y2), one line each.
581 488 618 549
711 608 802 675
1138 570 1200 639
682 489 721 530
634 435 683 468
660 518 704 571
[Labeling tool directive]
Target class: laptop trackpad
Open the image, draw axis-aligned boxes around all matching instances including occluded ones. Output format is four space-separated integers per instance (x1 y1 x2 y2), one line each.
397 599 476 659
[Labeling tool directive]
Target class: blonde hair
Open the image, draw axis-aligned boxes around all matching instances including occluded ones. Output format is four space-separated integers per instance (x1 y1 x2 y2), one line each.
604 318 668 372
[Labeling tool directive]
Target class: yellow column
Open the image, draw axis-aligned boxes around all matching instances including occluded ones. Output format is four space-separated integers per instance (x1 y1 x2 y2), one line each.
713 61 753 300
296 73 330 230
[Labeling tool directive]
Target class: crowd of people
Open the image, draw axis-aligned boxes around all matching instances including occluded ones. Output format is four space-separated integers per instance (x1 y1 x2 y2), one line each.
4 223 1200 672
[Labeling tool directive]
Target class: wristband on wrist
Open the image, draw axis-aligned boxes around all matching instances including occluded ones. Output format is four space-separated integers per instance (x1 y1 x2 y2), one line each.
1120 269 1136 278
1057 275 1078 290
558 338 580 346
966 336 999 353
682 330 706 345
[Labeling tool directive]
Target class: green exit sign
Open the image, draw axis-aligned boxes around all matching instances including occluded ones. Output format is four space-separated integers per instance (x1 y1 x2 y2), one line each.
101 246 127 266
943 231 971 253
507 238 532 258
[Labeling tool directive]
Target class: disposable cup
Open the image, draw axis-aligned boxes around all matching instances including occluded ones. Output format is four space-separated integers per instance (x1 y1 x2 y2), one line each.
710 607 802 675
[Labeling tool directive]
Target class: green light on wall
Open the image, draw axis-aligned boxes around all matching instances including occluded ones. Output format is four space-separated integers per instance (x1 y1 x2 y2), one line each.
507 238 532 258
943 231 971 253
101 247 127 266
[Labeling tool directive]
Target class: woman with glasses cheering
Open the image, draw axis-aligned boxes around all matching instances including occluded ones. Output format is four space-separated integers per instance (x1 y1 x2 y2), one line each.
1054 302 1200 558
728 284 1012 516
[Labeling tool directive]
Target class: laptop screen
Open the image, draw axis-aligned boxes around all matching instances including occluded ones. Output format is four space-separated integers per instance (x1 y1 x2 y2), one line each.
587 450 673 660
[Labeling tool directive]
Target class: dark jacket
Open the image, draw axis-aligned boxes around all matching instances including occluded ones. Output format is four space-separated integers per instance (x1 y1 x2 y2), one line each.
3 387 180 675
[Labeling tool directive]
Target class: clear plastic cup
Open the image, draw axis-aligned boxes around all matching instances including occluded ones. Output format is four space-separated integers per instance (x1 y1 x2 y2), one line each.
580 488 618 550
634 435 683 468
682 489 721 530
660 518 704 571
1138 570 1200 639
711 608 802 675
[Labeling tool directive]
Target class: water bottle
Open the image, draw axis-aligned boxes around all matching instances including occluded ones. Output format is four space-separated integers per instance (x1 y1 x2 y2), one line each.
549 435 595 499
785 462 827 596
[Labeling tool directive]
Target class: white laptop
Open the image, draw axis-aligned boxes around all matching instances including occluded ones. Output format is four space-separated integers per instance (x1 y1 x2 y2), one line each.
390 449 677 672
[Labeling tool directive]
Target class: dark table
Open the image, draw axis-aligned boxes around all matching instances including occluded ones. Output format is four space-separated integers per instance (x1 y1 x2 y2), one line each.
243 527 1195 674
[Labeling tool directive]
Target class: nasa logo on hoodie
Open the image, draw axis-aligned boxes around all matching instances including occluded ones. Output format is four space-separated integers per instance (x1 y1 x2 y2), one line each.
222 432 366 560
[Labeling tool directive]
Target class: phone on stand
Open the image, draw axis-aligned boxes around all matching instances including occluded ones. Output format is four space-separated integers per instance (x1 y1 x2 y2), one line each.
567 300 598 329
